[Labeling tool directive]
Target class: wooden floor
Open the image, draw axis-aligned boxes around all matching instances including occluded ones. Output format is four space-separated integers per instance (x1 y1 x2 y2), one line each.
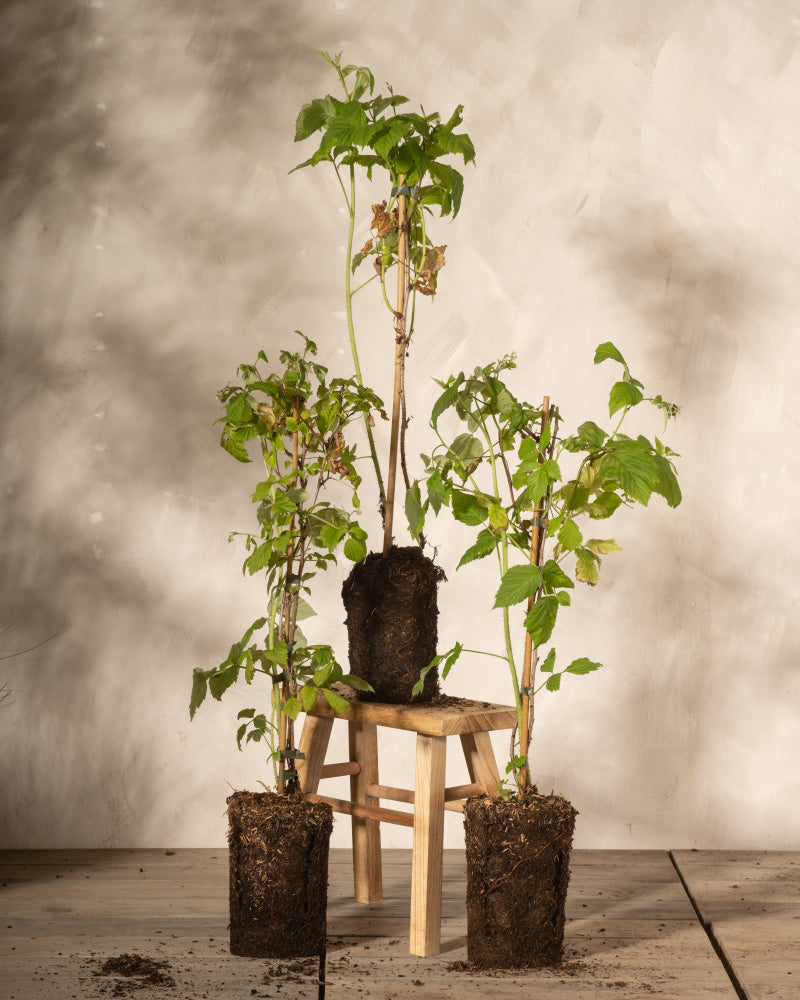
1 848 797 999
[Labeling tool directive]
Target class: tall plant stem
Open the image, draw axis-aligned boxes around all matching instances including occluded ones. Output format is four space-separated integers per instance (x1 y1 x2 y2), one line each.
382 182 409 556
482 415 523 740
278 398 301 794
344 163 386 508
519 397 552 794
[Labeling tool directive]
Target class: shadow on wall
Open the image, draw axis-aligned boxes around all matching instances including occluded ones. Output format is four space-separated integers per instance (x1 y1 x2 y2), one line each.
0 0 369 846
561 197 791 844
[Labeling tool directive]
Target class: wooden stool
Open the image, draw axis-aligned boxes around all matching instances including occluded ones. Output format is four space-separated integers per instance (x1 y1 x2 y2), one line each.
297 696 517 956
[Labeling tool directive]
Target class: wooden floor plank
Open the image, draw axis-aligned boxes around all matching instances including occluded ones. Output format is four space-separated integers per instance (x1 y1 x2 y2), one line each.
672 849 800 1000
0 848 743 999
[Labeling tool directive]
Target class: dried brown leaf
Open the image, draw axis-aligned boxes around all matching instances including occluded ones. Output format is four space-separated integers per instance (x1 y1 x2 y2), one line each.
370 202 394 237
421 245 447 278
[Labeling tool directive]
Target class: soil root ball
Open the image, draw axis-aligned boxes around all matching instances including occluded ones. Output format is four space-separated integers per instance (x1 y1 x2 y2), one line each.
464 793 577 968
342 545 445 704
227 790 332 959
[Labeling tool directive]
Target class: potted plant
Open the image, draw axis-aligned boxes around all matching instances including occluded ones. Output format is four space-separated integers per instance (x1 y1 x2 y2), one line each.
410 341 681 966
293 52 475 702
189 334 381 958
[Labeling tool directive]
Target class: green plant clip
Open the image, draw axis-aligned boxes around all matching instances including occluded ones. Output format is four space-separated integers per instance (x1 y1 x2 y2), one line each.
277 768 299 782
391 184 419 198
520 686 536 696
278 749 306 761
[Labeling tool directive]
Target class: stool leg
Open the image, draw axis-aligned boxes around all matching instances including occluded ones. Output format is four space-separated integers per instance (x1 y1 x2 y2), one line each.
410 733 446 956
297 714 334 794
460 731 501 796
349 719 382 903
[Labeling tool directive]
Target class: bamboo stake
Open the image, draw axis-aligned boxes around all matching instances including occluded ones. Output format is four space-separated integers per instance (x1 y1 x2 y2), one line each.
518 396 550 794
382 182 409 557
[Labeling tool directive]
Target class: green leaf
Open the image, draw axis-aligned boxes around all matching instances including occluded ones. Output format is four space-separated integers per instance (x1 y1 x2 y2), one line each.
245 542 273 575
565 657 602 675
431 380 460 428
189 669 208 719
493 564 543 609
585 538 622 555
208 664 238 701
341 674 374 692
575 548 600 585
541 559 575 591
313 662 333 688
344 536 367 562
451 489 489 526
300 684 318 712
609 380 644 416
318 522 347 551
545 674 562 692
523 595 559 647
539 648 556 674
283 697 302 720
372 117 411 158
294 596 316 622
262 641 289 666
567 420 607 452
226 393 253 423
604 438 660 503
449 433 483 478
294 97 334 141
441 641 463 680
221 436 250 463
488 504 508 532
405 481 424 542
426 470 448 515
594 341 627 366
323 688 350 714
587 491 623 519
456 527 499 569
557 519 583 552
654 455 682 508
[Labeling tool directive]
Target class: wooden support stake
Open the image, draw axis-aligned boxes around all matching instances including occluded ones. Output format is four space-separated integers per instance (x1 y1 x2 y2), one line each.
383 184 409 556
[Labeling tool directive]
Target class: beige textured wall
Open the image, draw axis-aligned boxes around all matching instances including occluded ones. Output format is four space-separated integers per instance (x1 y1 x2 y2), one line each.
1 0 798 849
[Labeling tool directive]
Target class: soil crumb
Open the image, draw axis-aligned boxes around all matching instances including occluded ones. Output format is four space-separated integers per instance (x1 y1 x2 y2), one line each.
92 954 175 994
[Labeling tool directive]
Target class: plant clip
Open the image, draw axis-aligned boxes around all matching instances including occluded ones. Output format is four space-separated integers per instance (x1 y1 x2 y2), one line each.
520 685 536 697
278 768 299 782
269 671 288 684
391 185 419 198
530 516 547 527
278 749 306 761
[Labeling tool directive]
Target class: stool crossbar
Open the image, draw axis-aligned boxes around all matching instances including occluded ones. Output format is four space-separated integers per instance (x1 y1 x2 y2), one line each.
297 695 517 956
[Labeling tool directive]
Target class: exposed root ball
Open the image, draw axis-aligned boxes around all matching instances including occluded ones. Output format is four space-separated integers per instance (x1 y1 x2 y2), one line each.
342 545 444 703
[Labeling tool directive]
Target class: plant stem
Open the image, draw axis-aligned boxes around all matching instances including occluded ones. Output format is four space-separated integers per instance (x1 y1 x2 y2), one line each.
344 162 386 509
278 399 301 794
481 415 524 741
382 181 409 556
518 398 555 794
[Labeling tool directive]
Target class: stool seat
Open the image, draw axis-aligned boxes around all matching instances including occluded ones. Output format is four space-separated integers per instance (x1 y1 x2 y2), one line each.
297 694 516 956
